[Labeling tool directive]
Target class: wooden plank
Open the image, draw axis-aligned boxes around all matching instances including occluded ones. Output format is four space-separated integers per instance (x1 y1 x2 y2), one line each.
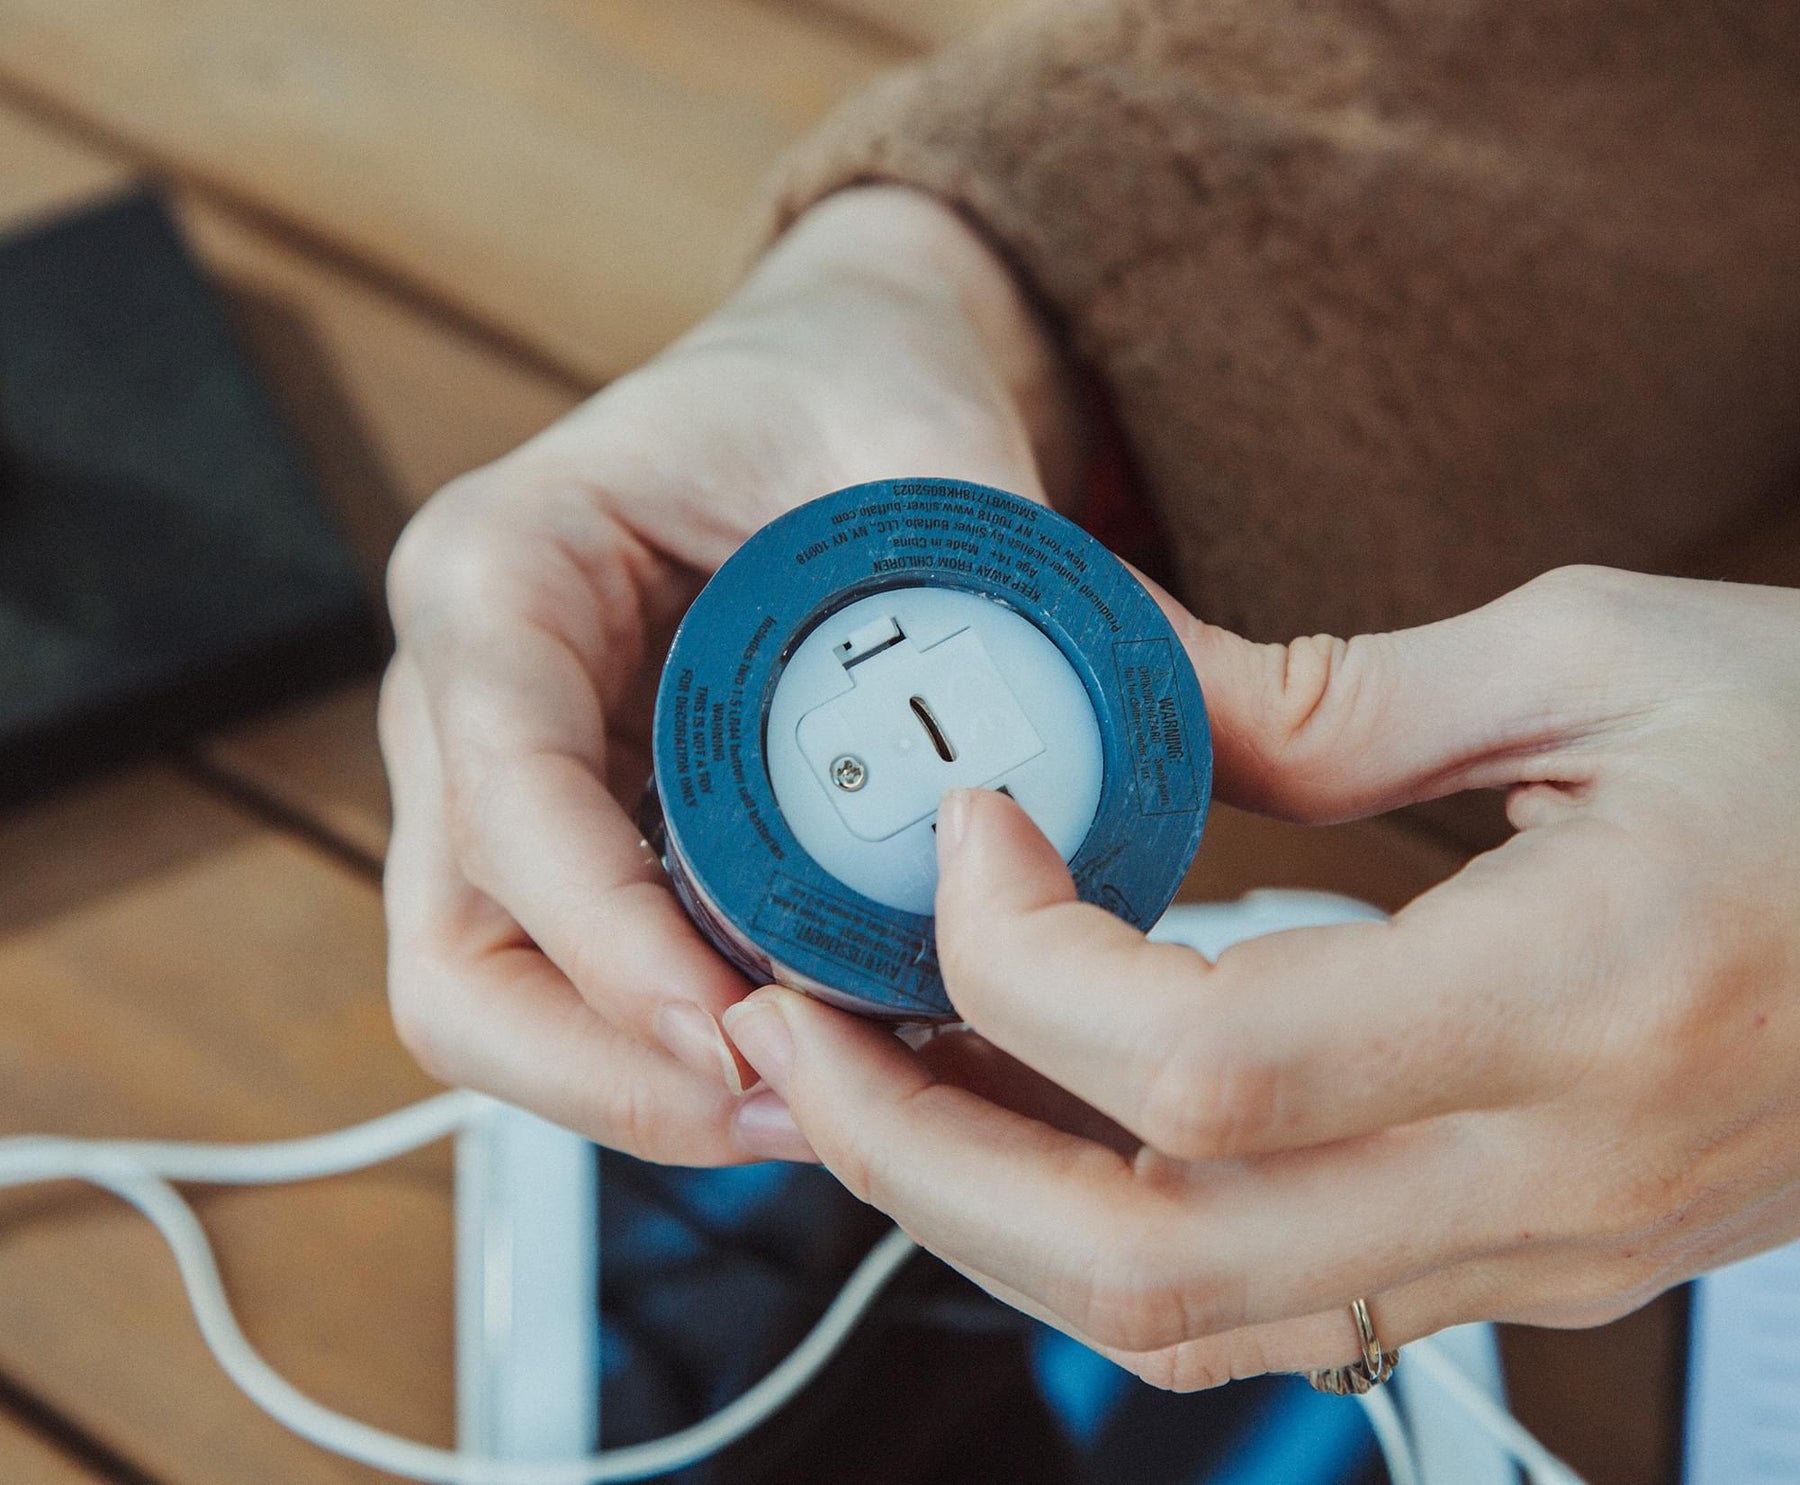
0 0 905 381
181 198 580 527
0 85 126 223
0 1414 121 1485
0 767 448 1485
199 681 391 870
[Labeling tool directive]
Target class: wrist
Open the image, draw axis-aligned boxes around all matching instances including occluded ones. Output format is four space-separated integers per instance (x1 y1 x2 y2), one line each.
731 186 1088 514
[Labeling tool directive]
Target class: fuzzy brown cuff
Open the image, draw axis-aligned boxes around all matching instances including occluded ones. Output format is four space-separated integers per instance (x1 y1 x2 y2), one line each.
757 0 1800 639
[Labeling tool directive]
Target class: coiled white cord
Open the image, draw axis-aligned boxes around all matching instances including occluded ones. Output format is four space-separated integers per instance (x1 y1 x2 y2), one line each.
0 1095 1583 1485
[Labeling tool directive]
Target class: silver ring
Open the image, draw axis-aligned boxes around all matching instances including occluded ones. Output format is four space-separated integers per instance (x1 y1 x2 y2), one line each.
1306 1297 1399 1395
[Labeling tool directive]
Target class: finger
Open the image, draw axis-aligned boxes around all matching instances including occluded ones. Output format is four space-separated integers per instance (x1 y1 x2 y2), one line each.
1133 566 1638 822
382 658 750 1164
973 1223 1669 1392
722 985 1516 1350
731 1090 821 1164
403 603 751 1041
390 937 750 1165
934 1250 1512 1393
935 785 1600 1159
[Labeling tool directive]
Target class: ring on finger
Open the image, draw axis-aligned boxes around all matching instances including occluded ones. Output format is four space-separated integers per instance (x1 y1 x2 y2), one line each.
1306 1297 1399 1395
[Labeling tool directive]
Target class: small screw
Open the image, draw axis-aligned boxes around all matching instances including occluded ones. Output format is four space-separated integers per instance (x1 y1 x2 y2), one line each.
830 755 867 792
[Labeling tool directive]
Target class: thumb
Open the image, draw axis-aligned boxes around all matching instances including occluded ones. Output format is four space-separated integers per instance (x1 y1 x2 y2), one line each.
1138 568 1627 823
934 784 1083 926
932 783 1150 1032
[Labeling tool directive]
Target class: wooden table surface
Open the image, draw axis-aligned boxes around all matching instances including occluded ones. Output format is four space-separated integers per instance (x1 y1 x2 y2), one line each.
0 3 1714 1481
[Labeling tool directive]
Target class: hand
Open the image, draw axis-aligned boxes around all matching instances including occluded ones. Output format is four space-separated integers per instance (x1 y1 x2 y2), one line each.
379 186 1080 1164
723 567 1800 1385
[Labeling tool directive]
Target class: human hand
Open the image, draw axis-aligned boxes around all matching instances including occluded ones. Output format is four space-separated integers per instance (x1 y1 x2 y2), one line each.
723 567 1800 1384
379 186 1079 1163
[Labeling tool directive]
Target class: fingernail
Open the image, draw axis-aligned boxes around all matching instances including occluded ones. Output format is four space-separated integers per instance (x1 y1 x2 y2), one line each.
721 997 795 1095
733 1091 819 1163
654 1002 755 1096
936 787 973 860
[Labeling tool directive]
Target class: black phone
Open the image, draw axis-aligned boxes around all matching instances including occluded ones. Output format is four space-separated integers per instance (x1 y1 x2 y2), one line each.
0 191 381 807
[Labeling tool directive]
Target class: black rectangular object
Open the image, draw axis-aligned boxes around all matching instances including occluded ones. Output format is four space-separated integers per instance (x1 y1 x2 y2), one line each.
0 191 382 807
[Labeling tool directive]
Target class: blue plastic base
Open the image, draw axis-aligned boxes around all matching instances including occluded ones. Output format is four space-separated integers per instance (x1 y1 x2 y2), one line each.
651 479 1211 1018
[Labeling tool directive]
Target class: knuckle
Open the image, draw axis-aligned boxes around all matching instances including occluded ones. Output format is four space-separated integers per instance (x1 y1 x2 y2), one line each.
1522 562 1640 607
1595 1265 1679 1323
586 1073 670 1162
1513 564 1653 648
386 491 465 627
439 762 494 881
1521 837 1681 1091
1270 633 1350 760
847 1078 961 1211
551 891 655 1010
387 477 527 637
1656 889 1769 1045
384 512 434 626
1254 632 1388 819
810 1078 938 1213
1596 1178 1668 1244
822 1121 885 1212
1551 1141 1702 1252
932 914 986 1004
386 967 463 1087
832 1141 880 1210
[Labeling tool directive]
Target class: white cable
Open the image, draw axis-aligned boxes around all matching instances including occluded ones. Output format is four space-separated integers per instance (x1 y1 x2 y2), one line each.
0 1098 1589 1485
1407 1335 1587 1485
0 1090 487 1188
0 1099 917 1485
1354 1384 1421 1485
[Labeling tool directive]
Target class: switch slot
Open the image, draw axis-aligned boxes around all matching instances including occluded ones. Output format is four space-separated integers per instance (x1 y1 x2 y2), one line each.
909 696 956 762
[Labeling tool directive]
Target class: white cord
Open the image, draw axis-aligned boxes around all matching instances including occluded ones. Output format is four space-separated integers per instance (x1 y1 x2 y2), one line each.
1355 1385 1420 1485
0 1097 1587 1485
0 1090 485 1187
1407 1336 1587 1485
0 1097 916 1485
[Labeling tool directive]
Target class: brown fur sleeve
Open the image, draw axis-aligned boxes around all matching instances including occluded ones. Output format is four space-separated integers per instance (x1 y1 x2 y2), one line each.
758 0 1800 638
